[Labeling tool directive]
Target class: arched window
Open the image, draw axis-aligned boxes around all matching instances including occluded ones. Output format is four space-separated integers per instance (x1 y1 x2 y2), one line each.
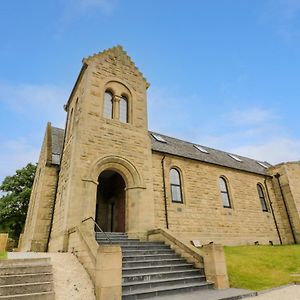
170 168 183 203
119 96 128 123
257 184 268 212
103 91 113 119
219 177 231 208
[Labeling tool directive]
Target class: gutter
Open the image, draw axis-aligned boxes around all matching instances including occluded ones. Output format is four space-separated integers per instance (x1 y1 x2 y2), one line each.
161 156 169 229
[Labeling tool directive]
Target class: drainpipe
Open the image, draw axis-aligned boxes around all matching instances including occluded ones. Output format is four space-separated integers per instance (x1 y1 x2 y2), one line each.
161 156 169 229
264 177 282 245
274 173 296 244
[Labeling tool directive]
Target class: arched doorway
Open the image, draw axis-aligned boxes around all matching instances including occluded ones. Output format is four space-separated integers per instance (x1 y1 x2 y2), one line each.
95 170 126 232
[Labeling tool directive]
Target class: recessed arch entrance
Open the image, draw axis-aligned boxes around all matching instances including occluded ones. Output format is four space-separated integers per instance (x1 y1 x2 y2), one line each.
96 170 126 232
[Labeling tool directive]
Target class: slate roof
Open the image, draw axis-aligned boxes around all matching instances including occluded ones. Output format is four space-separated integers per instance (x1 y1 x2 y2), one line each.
150 131 272 176
51 126 65 165
49 126 271 175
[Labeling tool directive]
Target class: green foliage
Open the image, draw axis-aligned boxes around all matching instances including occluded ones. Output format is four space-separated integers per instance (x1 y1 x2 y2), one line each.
224 245 300 291
0 163 36 240
0 251 7 259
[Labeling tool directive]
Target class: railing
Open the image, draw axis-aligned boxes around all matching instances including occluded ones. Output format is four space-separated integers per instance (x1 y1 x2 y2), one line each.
82 217 112 244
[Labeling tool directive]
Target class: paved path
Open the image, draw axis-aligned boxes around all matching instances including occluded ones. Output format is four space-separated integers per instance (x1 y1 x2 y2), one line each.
154 288 256 300
247 285 300 300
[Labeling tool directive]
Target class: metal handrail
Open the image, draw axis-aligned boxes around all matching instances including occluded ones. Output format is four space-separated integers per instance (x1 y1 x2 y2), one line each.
82 216 112 244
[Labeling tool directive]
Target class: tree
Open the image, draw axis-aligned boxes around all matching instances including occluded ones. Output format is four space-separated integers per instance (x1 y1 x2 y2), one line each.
0 163 36 240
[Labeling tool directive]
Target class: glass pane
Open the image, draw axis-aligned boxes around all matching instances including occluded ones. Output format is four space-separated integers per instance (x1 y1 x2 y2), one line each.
171 185 182 202
257 185 263 198
260 197 267 211
103 92 113 118
170 169 180 185
219 178 227 192
222 193 230 207
120 96 128 123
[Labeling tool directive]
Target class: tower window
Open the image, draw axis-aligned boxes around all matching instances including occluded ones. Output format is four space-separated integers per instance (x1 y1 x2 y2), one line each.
257 184 268 212
219 177 231 208
103 91 113 119
170 168 183 203
120 96 128 123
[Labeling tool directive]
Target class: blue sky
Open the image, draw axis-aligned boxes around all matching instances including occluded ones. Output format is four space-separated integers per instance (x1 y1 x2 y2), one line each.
0 0 300 182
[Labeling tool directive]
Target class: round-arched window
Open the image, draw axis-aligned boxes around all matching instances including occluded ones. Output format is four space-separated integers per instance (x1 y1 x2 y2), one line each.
170 168 183 203
120 96 128 123
103 91 113 119
219 177 231 208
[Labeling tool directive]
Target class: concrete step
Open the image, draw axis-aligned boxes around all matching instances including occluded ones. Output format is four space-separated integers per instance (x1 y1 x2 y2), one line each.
122 269 203 283
122 249 174 256
122 275 206 293
0 265 52 276
0 273 53 285
123 258 187 268
120 245 170 251
0 282 53 296
0 258 51 268
123 264 195 275
96 238 138 243
97 240 164 246
122 281 214 299
95 232 128 237
122 254 181 262
0 291 55 300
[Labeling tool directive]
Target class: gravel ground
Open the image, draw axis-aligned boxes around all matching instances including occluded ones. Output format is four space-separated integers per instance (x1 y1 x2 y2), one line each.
8 252 96 300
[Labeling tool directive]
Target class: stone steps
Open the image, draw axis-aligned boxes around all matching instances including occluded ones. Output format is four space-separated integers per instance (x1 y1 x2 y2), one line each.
96 232 213 299
0 258 55 300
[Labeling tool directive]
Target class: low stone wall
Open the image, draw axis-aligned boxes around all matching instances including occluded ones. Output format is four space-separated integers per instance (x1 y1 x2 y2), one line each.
0 233 8 252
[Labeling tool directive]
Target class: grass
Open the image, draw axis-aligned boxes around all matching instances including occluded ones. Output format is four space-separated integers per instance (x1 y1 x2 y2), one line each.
224 245 300 291
0 251 7 259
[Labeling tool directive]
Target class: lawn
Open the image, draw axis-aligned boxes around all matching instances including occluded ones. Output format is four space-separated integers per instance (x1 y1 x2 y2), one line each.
0 251 7 259
224 245 300 291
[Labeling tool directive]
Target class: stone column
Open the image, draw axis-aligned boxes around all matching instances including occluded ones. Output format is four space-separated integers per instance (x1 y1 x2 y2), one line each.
203 243 229 289
95 245 122 300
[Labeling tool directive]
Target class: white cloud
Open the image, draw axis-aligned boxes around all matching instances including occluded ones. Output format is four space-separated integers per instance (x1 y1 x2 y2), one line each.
230 107 277 126
0 139 40 184
231 138 300 164
0 82 67 128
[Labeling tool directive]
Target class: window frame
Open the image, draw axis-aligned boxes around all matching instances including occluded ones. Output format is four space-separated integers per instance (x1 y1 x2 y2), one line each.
219 176 232 208
119 95 128 123
103 90 114 119
257 184 268 212
169 168 183 204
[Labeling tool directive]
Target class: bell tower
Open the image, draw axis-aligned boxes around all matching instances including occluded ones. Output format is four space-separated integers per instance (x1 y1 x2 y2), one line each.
48 46 155 250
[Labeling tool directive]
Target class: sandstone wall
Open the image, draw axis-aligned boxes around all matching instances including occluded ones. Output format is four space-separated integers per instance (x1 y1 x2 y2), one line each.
151 152 285 245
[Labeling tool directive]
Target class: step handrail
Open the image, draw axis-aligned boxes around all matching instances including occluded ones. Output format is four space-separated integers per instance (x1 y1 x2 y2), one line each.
81 216 112 244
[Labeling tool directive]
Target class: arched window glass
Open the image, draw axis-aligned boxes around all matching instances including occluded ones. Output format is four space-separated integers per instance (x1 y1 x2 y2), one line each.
257 184 268 212
219 177 231 208
103 91 113 119
120 96 128 123
170 168 183 203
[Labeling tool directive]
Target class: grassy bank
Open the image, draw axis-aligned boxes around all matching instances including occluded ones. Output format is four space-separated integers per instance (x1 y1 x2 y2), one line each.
0 251 7 259
224 245 300 291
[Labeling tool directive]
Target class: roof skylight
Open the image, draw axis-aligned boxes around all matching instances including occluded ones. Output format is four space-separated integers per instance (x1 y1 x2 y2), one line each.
152 133 167 143
257 161 269 168
194 145 209 154
228 154 243 162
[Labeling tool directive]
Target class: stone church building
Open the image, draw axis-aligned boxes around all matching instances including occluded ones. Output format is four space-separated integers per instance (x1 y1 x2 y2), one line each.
21 46 300 298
